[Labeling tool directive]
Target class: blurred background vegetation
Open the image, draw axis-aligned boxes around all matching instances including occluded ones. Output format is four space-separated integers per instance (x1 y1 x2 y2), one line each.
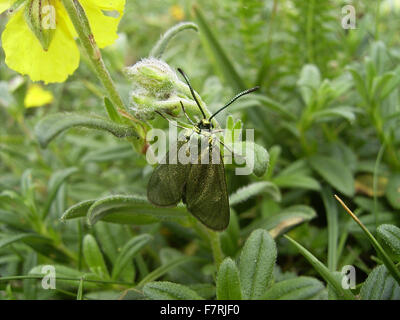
0 0 400 300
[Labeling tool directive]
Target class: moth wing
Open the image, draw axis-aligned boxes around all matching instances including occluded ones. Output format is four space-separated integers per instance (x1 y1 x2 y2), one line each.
184 147 230 231
147 140 191 207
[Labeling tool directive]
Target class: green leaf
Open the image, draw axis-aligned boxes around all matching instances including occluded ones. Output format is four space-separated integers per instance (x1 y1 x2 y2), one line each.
83 234 110 279
81 144 135 163
360 265 400 300
239 229 277 299
261 276 326 300
365 57 376 92
248 142 269 177
285 235 355 300
0 233 69 262
311 106 357 124
309 155 354 197
297 64 321 106
220 210 240 256
273 159 321 191
380 66 400 99
322 187 339 272
29 265 101 290
322 187 340 299
242 205 316 238
137 256 198 288
346 212 397 234
250 95 296 120
43 167 78 218
104 97 122 123
77 278 84 300
94 223 130 264
377 224 400 256
61 194 187 225
348 67 369 103
143 281 204 300
230 181 281 206
216 258 242 300
0 233 51 250
111 234 152 280
34 113 139 148
229 141 269 177
265 145 281 179
87 194 187 226
267 205 317 238
372 72 394 99
188 284 216 300
94 223 136 282
61 199 95 221
159 248 206 284
274 173 321 191
23 253 37 300
0 209 30 230
385 174 400 209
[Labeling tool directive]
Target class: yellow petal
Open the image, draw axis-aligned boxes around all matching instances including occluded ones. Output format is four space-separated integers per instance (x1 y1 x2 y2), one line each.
24 84 54 108
84 0 125 13
80 0 125 48
0 0 14 14
2 8 80 83
55 0 77 39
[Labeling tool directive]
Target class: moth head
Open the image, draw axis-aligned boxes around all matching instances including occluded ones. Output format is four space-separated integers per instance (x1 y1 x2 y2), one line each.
198 119 213 131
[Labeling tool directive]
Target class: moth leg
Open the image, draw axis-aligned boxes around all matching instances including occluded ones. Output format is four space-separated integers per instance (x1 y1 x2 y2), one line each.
214 137 246 161
180 101 196 126
155 111 189 130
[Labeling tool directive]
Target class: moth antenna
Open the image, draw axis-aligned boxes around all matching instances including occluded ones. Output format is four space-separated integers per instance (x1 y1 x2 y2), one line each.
209 86 260 122
177 68 207 119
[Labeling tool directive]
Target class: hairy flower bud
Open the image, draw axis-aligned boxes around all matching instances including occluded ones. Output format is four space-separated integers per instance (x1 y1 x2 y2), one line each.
126 58 177 97
24 0 56 51
126 58 204 120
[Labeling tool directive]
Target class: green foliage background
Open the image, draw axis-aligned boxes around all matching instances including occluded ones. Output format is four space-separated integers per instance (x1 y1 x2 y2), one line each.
0 0 400 300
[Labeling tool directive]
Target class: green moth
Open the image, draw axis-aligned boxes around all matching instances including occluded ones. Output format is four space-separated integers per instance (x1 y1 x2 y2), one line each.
147 68 259 231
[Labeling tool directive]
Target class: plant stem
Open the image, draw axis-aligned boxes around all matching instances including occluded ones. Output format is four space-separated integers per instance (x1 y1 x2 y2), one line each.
375 0 380 41
0 274 132 286
306 0 315 64
207 229 224 271
373 144 385 229
60 0 126 113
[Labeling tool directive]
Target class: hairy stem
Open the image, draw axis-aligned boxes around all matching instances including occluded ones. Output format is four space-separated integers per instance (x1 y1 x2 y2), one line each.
207 229 224 271
60 0 126 114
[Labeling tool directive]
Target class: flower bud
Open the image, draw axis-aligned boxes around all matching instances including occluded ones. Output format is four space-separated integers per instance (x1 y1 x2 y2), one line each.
24 0 56 51
127 58 203 120
126 58 178 97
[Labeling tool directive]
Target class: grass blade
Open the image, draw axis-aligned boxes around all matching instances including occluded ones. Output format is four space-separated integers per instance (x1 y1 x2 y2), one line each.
335 195 400 286
285 235 355 300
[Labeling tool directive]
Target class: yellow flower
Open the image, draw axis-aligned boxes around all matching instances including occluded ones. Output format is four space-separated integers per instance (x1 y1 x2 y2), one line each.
24 84 54 108
169 5 184 21
0 0 125 84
